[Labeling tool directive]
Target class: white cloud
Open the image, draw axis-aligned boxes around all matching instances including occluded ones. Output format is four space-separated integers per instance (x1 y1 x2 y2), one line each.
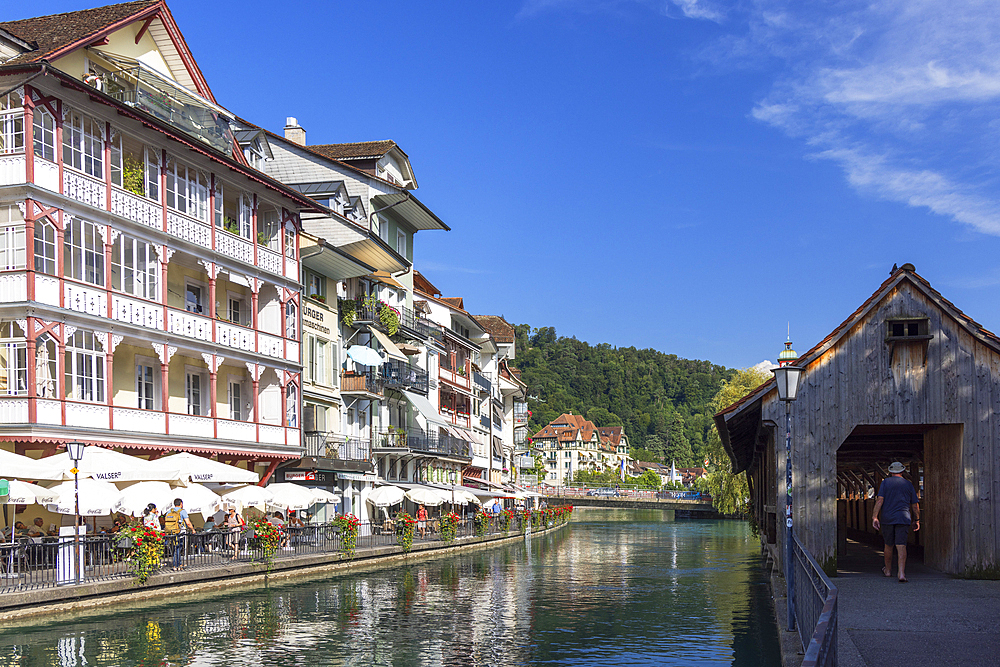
669 0 724 22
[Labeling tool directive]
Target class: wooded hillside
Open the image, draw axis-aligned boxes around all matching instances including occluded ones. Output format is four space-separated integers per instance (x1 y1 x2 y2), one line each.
513 325 734 468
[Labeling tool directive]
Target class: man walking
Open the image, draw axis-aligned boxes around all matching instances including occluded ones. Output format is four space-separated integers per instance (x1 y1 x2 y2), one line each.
872 462 920 582
164 498 194 570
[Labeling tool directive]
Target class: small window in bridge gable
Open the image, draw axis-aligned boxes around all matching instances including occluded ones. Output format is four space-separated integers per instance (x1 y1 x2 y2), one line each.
886 318 930 341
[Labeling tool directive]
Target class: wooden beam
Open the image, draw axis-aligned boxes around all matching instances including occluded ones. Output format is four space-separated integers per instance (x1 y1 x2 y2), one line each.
89 37 109 46
135 14 156 44
258 460 279 486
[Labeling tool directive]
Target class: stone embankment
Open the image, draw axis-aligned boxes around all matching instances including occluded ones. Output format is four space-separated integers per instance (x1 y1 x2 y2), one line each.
0 522 568 623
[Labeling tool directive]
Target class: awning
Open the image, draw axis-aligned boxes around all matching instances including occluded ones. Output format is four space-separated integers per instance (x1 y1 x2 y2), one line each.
463 475 506 491
401 390 449 429
398 343 420 356
369 326 407 361
446 425 473 442
371 270 405 290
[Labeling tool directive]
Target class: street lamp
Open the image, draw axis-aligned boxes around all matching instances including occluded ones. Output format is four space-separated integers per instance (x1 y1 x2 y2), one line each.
448 469 457 517
65 440 85 585
772 365 803 632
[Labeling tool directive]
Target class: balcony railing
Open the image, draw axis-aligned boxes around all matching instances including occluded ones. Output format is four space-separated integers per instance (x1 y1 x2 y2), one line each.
473 371 491 393
380 360 428 395
304 432 372 462
375 430 409 449
340 370 382 395
399 306 432 338
398 429 472 459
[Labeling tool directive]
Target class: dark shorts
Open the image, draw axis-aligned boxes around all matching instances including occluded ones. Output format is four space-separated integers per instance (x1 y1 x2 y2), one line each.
882 524 909 546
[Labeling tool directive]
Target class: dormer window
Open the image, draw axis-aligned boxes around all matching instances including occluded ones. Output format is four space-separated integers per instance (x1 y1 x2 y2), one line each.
886 318 930 341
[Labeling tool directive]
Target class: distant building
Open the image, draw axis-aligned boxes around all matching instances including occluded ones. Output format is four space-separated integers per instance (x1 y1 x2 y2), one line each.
531 413 626 485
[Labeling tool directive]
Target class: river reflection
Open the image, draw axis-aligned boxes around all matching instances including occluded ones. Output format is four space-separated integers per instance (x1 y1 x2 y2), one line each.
0 509 779 666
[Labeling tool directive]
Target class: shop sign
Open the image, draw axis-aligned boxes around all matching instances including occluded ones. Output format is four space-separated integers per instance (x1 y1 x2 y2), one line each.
337 472 377 481
281 470 333 484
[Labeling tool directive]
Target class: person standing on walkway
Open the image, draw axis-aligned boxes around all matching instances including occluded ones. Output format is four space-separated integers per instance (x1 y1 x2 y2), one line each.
164 498 194 570
416 505 428 538
872 462 920 582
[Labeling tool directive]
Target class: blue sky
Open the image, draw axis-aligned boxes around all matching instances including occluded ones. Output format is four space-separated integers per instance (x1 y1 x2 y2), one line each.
15 0 1000 369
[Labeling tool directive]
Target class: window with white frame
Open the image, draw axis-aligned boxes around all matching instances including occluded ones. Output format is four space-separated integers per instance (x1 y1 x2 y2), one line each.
215 182 253 239
185 280 205 314
285 383 298 427
307 335 327 385
135 357 158 410
0 204 25 271
227 293 246 325
0 321 27 396
32 104 55 162
34 220 56 275
164 156 210 221
185 369 207 416
34 334 57 398
112 233 158 300
284 224 295 259
64 217 104 285
396 229 406 258
285 300 297 339
306 271 324 301
0 90 24 154
64 330 105 402
228 378 244 421
110 131 159 200
257 204 280 250
62 109 104 178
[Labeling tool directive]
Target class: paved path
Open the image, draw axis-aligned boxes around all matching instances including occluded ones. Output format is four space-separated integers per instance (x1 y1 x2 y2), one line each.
835 540 1000 667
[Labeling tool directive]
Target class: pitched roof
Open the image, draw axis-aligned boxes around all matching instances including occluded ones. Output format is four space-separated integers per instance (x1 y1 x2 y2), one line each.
309 141 400 161
0 1 158 67
439 297 464 310
474 315 514 343
716 263 1000 422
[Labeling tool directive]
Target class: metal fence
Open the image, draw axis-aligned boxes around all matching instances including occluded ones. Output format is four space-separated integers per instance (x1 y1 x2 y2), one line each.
0 516 543 596
792 534 838 667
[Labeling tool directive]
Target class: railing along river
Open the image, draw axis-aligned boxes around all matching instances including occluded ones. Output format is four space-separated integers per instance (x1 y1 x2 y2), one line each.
0 516 529 595
793 534 838 667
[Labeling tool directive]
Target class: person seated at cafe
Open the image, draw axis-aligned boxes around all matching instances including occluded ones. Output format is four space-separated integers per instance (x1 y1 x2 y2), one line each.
27 517 56 537
269 511 286 529
288 511 305 528
202 515 218 532
4 521 29 539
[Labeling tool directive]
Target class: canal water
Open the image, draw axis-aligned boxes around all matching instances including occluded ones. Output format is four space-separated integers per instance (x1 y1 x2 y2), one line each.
0 509 781 666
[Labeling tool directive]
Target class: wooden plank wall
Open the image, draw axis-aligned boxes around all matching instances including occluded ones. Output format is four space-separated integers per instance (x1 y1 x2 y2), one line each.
759 281 1000 575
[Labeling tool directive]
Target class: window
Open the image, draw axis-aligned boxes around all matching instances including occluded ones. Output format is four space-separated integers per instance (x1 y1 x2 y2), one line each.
185 371 205 415
308 336 327 385
34 220 56 275
164 156 209 221
110 132 159 200
136 360 157 410
0 321 26 396
306 272 324 301
0 204 25 270
62 109 104 178
228 296 244 325
258 205 279 250
284 225 295 259
64 218 104 286
886 318 930 340
286 383 298 427
65 331 105 402
35 334 57 398
0 90 24 154
32 104 55 162
214 182 252 239
396 230 406 258
112 234 158 300
228 380 243 421
285 300 297 339
185 281 204 314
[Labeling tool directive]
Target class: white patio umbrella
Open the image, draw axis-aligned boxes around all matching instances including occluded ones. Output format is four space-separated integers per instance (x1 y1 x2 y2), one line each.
3 480 58 506
310 488 342 504
173 483 223 516
451 488 481 505
404 487 447 507
46 479 122 516
347 345 383 366
145 453 258 484
265 483 322 511
0 449 67 481
38 446 182 483
220 485 272 511
366 485 405 508
113 481 173 516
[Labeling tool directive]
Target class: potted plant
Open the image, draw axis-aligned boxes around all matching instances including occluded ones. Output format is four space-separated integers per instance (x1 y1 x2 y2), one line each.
310 293 326 304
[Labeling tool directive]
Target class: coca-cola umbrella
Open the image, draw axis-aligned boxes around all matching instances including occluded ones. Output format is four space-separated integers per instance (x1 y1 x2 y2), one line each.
0 449 67 481
145 453 259 484
265 483 324 512
45 479 122 516
113 482 222 517
38 446 182 483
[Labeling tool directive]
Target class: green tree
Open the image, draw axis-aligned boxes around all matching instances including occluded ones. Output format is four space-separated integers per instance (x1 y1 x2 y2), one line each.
705 366 770 515
629 447 661 463
528 454 547 482
636 469 662 490
585 407 623 427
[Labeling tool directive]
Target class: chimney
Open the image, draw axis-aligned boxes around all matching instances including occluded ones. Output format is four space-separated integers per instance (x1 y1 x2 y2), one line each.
284 117 306 146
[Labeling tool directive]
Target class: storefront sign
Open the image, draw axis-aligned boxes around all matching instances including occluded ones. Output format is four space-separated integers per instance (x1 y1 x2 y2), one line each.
336 472 377 482
280 469 333 484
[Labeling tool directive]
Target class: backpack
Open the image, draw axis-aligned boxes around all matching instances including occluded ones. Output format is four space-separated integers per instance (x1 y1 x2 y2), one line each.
164 507 183 534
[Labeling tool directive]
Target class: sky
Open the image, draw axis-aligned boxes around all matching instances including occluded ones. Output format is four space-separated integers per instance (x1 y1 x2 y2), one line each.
12 0 1000 369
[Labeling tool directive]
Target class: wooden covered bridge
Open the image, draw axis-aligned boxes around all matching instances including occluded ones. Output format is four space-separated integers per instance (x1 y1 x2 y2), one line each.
716 264 1000 578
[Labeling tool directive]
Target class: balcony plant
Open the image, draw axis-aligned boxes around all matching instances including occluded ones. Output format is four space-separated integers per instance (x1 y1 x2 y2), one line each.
333 513 360 559
309 293 326 304
116 519 163 586
394 511 417 552
439 512 460 544
257 231 271 247
339 298 357 327
123 153 145 197
223 217 240 236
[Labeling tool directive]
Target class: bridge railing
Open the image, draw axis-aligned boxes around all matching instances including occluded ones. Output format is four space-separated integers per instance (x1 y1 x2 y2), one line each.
792 534 838 667
523 484 711 503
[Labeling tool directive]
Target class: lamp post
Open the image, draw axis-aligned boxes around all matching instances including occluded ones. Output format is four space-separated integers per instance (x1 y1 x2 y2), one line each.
772 365 803 632
65 440 85 585
448 469 457 517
